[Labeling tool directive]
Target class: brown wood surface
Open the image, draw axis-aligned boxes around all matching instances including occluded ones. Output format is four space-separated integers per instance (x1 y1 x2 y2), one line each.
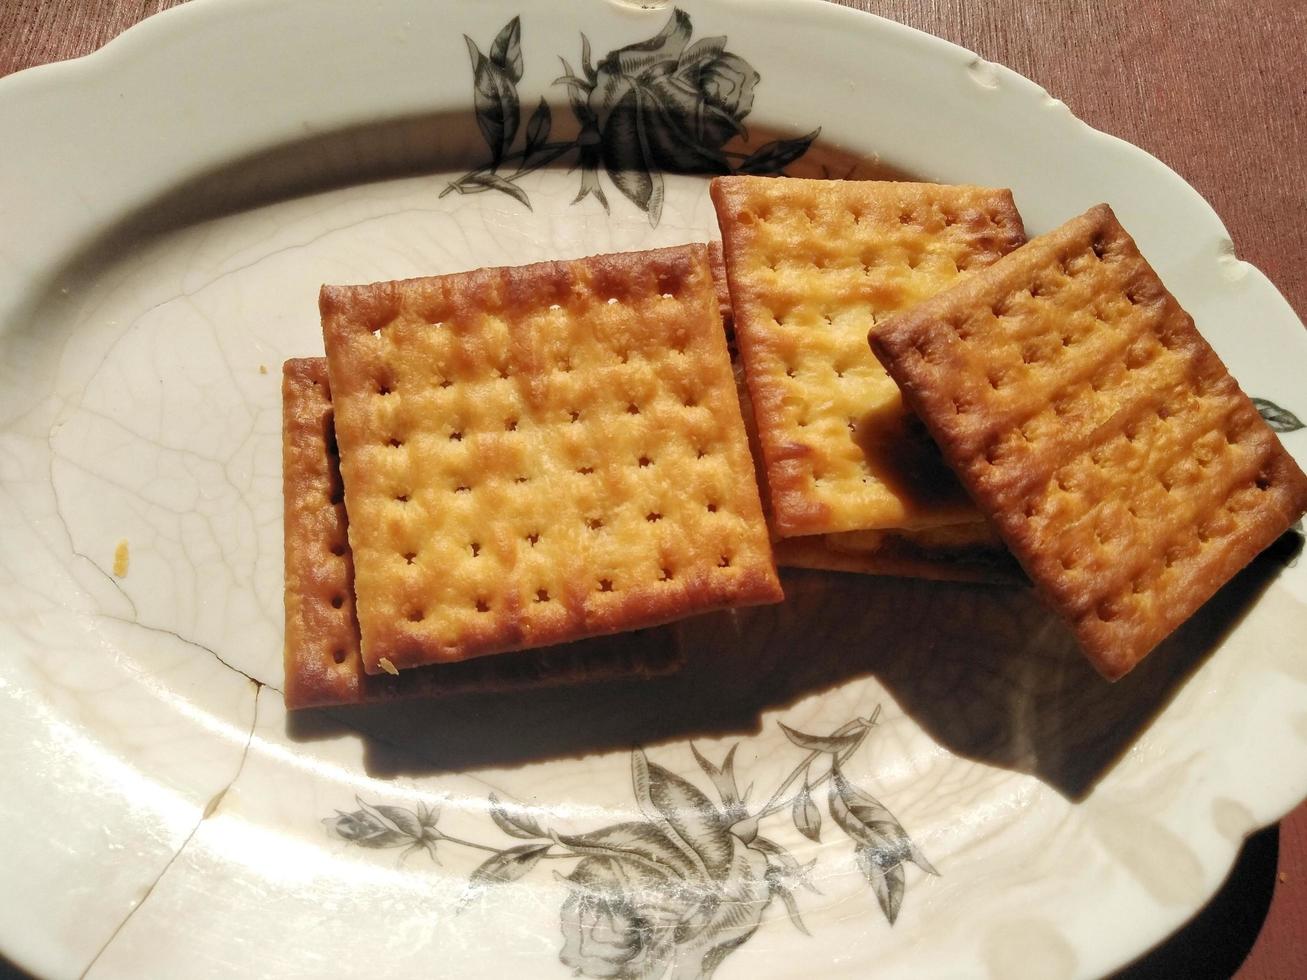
1 1 1305 978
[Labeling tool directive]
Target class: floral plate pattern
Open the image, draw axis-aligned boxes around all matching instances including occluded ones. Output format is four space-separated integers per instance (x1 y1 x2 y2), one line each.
1 2 1307 979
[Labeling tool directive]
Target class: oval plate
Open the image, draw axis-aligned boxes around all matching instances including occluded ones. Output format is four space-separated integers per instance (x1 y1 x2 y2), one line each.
2 2 1306 978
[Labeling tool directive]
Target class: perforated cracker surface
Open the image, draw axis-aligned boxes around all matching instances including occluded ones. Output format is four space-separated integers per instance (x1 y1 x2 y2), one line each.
870 204 1307 678
320 245 782 673
281 358 682 709
711 176 1026 537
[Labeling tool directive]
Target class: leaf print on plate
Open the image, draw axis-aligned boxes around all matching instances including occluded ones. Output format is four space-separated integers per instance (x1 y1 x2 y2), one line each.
442 8 819 226
1253 397 1304 434
322 706 933 979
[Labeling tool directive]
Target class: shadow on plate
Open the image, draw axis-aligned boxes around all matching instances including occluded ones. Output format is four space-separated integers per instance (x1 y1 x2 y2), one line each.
288 530 1300 800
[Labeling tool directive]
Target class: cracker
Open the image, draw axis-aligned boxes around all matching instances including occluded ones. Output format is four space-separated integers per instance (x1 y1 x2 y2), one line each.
775 525 1023 585
870 204 1307 678
281 358 682 709
320 245 782 673
711 175 1026 537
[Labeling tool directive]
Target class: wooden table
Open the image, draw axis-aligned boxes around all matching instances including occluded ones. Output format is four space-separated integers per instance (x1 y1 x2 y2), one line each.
2 1 1303 977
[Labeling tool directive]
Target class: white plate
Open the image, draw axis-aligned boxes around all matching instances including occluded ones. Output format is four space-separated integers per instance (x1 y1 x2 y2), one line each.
2 1 1306 978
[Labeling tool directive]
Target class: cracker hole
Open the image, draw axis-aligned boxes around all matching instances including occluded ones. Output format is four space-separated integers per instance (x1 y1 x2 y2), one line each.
696 448 708 459
407 608 425 622
505 418 518 431
577 466 594 476
470 542 481 557
718 555 732 568
1131 579 1146 595
586 518 604 531
330 542 347 557
1023 499 1038 518
646 512 662 523
395 493 409 503
377 383 392 396
388 437 403 448
403 551 417 564
570 410 580 423
449 431 463 442
606 297 619 306
1021 346 1041 365
1091 237 1108 259
515 476 529 484
549 303 562 311
785 366 796 378
526 532 540 546
455 485 471 494
1256 471 1272 491
1060 333 1073 348
660 567 674 581
598 579 614 592
535 588 550 603
627 403 640 415
683 394 698 407
638 455 652 468
1096 600 1120 622
331 594 344 609
706 502 718 513
476 598 490 612
439 379 453 389
332 649 347 665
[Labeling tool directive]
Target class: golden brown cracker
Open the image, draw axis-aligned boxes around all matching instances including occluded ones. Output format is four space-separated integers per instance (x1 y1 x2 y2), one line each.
281 358 681 709
870 204 1307 678
320 245 782 673
711 175 1026 537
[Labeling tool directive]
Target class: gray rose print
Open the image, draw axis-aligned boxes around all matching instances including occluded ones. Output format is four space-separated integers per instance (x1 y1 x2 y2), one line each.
441 9 819 226
323 707 936 979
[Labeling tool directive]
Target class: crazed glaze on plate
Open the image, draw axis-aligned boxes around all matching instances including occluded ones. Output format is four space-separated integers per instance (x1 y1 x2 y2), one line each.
0 2 1305 978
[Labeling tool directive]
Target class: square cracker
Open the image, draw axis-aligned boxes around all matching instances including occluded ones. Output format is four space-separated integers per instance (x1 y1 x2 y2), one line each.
320 245 782 674
869 204 1307 679
281 358 682 709
711 175 1026 538
728 346 1019 584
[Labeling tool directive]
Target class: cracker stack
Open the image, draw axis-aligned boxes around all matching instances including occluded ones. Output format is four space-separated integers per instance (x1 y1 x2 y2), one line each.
296 243 780 692
282 358 684 709
870 204 1307 677
711 176 1027 581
